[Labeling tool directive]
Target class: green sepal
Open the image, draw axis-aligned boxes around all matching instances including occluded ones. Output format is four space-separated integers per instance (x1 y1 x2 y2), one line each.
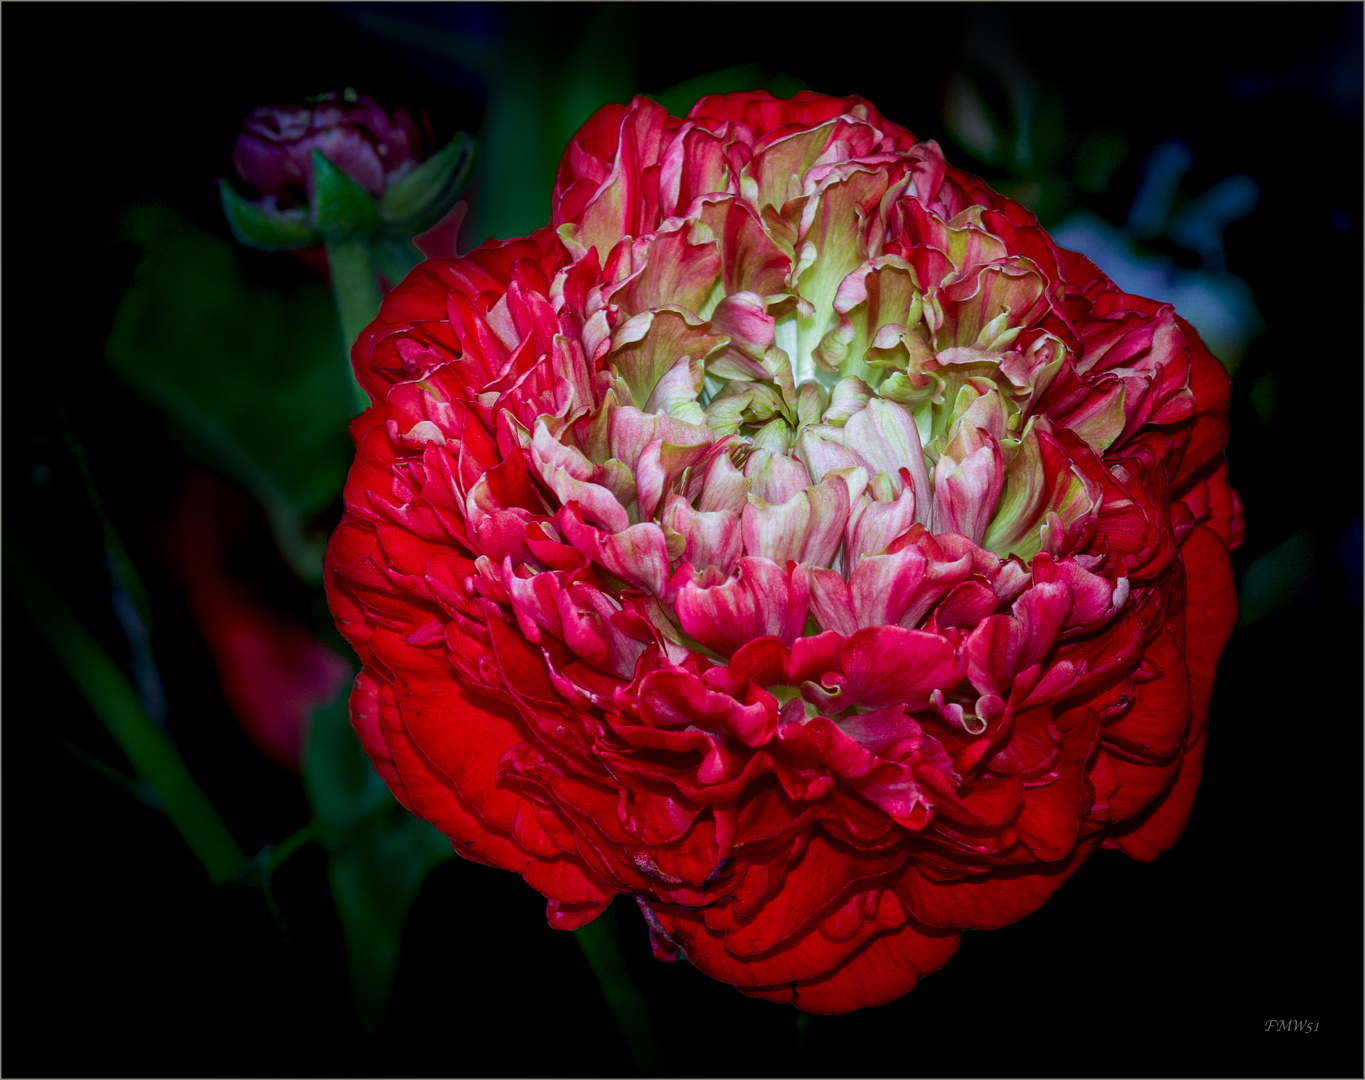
218 179 319 251
378 131 477 233
311 149 380 242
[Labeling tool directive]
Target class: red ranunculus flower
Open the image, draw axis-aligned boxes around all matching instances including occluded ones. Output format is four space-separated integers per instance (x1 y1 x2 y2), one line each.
325 91 1243 1013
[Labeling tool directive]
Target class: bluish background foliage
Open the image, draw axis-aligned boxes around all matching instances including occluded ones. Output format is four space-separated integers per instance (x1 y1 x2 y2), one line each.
5 4 1361 1076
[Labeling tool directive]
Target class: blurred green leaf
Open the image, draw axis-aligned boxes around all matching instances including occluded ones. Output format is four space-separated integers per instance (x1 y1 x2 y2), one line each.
1028 85 1073 171
476 8 642 245
327 816 453 1032
303 679 454 1032
943 69 1007 165
1249 371 1279 426
302 680 388 829
1074 128 1131 194
574 903 663 1076
1239 530 1317 626
106 202 355 583
345 7 642 246
647 64 806 119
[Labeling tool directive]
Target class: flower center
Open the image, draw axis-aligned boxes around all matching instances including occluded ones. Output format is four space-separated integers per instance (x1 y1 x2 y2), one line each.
595 239 1095 572
527 144 1115 635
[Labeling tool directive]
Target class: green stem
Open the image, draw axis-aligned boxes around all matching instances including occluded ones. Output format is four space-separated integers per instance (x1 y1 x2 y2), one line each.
60 410 154 632
53 735 161 809
60 408 169 722
325 238 381 416
8 535 248 884
268 821 320 874
574 906 663 1076
370 234 423 290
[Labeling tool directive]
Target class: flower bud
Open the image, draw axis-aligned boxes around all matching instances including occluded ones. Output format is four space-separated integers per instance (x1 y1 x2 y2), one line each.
219 88 474 252
234 88 430 208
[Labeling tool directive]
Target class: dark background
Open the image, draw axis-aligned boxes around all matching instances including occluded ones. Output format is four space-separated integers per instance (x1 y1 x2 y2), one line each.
5 4 1362 1077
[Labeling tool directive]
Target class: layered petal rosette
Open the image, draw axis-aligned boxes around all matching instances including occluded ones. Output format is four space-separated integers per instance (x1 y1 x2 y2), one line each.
326 91 1243 1014
233 89 433 209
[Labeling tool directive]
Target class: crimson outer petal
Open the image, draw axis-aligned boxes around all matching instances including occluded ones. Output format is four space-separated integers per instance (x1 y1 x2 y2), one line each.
1107 526 1237 860
325 89 1243 1015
